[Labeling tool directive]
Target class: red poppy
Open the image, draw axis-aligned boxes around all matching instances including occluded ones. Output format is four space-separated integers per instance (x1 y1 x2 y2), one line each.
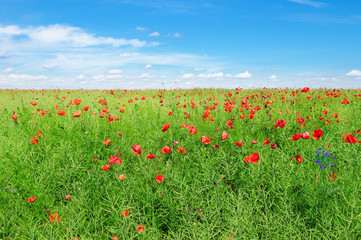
137 224 145 232
119 108 125 113
244 153 259 164
249 114 254 120
178 147 186 154
296 117 306 127
213 144 219 148
27 196 37 203
162 123 170 132
103 138 111 146
201 136 211 144
295 155 302 164
342 99 349 104
131 144 142 156
118 174 126 180
30 136 38 145
37 131 42 137
83 106 89 111
276 119 286 128
291 133 301 141
329 173 337 180
121 210 130 216
57 110 66 115
221 131 228 140
312 129 323 140
240 114 245 119
342 133 359 144
168 111 173 115
101 165 110 171
49 213 60 223
74 99 81 105
73 110 81 117
235 141 243 147
301 87 309 93
270 143 277 149
301 131 310 139
161 146 172 154
322 110 328 115
12 114 18 121
189 127 197 135
113 236 119 240
264 138 270 146
109 156 122 165
155 175 164 183
146 153 156 159
65 195 71 200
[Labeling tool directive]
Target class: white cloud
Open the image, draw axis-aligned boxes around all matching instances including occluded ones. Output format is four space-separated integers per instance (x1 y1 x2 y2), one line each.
3 67 15 73
136 26 146 31
106 74 123 79
42 64 57 69
346 70 361 77
144 64 152 69
0 24 147 48
75 74 86 80
8 73 47 80
149 32 160 37
269 74 278 82
198 72 224 78
108 69 123 74
225 74 232 77
138 73 151 78
193 67 204 71
288 0 327 8
234 71 252 78
173 33 182 38
181 73 195 79
0 51 8 58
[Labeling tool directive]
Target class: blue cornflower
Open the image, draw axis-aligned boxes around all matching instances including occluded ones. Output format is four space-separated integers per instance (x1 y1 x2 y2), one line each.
315 160 320 164
332 156 336 160
316 154 320 157
330 164 334 168
4 187 7 190
318 148 322 152
324 151 330 157
320 165 325 170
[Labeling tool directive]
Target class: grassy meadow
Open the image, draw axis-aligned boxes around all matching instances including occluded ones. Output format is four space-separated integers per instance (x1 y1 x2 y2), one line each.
1 88 361 239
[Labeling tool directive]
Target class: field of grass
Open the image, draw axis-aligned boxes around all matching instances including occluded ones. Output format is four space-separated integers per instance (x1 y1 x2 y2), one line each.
1 88 361 239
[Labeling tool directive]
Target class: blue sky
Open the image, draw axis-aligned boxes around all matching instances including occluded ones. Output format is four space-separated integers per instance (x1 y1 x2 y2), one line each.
0 0 361 89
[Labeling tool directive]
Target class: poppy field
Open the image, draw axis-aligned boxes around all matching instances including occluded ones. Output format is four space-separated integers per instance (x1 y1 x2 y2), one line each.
1 87 361 239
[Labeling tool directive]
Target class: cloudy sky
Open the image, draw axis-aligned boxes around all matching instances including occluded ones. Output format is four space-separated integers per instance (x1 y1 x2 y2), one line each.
0 0 361 89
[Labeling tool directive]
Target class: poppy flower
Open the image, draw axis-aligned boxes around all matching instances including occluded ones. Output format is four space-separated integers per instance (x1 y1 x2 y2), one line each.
37 131 42 137
329 173 337 180
146 153 156 159
342 99 349 104
49 213 60 223
65 195 71 200
221 131 228 140
178 147 186 154
342 133 359 144
161 146 171 154
118 174 126 180
119 108 125 113
312 129 323 140
295 155 302 164
131 144 142 156
301 131 310 139
244 153 259 164
168 111 173 115
189 127 197 135
113 236 119 240
121 211 130 216
30 136 38 145
155 175 164 183
27 196 37 203
57 110 66 115
74 99 81 105
73 110 81 117
201 136 211 144
109 155 122 165
276 119 286 128
83 106 89 111
270 143 277 149
12 114 18 121
296 117 306 127
137 224 145 232
264 138 270 146
252 140 257 144
213 144 219 148
162 123 170 132
101 165 110 171
291 133 301 141
103 138 111 146
322 110 328 115
235 141 243 147
301 87 309 93
240 114 245 119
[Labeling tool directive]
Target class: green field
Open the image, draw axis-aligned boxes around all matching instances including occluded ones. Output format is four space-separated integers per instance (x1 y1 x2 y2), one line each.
1 88 361 239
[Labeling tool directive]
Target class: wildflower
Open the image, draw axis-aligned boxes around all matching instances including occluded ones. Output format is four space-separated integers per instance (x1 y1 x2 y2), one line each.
315 160 320 164
137 224 145 232
201 136 211 144
73 110 81 117
161 146 171 154
312 129 323 140
270 143 277 149
118 174 126 180
146 153 156 159
244 153 259 164
329 173 337 180
57 110 66 115
109 155 122 165
30 136 38 145
27 196 37 203
131 144 142 156
276 119 286 128
49 213 60 223
65 195 71 200
162 123 170 132
101 165 110 171
264 138 270 146
155 175 164 183
235 141 243 147
221 131 228 140
103 138 111 146
121 210 130 216
178 147 186 154
320 165 325 170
